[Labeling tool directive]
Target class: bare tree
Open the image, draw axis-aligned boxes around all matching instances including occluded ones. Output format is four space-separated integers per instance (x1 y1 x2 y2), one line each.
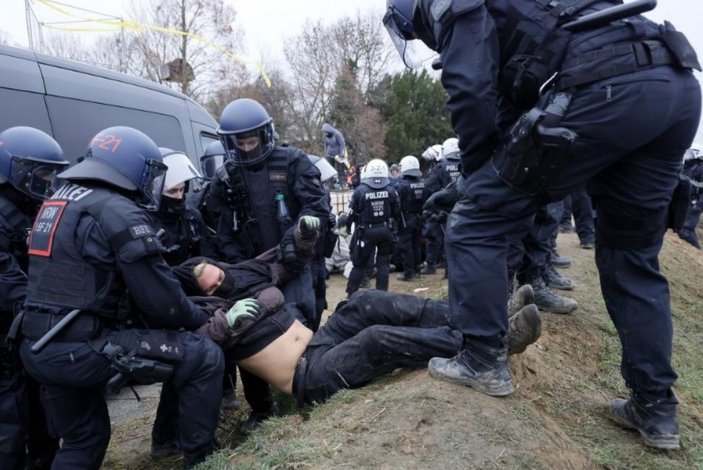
123 0 247 101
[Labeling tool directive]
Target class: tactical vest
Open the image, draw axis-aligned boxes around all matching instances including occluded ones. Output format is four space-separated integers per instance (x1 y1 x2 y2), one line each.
441 156 462 185
152 207 203 266
359 183 393 226
399 177 426 215
25 185 133 319
494 0 604 109
0 195 32 271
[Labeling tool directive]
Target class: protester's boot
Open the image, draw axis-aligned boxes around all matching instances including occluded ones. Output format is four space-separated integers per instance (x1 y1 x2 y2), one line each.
508 284 534 317
507 304 541 355
544 264 574 291
532 276 578 314
609 394 680 450
551 253 572 268
428 339 513 397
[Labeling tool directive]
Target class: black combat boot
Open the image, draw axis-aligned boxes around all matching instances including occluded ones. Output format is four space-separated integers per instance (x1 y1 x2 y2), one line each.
396 271 415 281
508 284 534 317
507 304 541 355
532 276 578 314
428 339 513 397
544 264 574 291
609 394 680 450
182 440 220 469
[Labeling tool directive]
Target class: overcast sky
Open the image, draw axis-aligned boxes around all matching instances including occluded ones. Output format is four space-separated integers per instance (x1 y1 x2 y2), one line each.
3 0 703 141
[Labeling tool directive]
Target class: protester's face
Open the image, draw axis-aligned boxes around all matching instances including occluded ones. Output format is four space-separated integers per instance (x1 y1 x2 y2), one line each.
197 263 225 295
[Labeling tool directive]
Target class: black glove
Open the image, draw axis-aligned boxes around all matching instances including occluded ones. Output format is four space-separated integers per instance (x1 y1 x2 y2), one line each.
424 181 459 214
328 212 337 229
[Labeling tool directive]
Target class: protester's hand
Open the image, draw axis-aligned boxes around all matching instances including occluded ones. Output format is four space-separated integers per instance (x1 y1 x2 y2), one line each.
226 299 263 329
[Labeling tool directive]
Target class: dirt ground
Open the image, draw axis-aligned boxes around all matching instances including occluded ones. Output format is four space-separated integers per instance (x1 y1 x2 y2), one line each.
102 229 703 469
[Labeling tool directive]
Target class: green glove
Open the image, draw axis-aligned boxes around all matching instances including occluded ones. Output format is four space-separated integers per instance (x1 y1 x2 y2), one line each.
225 299 263 329
298 215 321 239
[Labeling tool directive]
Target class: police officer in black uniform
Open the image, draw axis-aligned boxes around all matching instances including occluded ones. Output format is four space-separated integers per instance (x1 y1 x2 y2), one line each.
396 155 427 281
678 145 703 248
385 0 701 449
207 98 330 431
346 158 401 296
16 126 224 468
0 127 67 470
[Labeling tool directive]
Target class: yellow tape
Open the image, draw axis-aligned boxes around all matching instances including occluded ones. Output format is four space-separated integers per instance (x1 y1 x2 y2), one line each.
31 0 271 87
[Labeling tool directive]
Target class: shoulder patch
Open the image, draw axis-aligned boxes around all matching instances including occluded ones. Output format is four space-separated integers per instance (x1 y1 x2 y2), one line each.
129 224 154 238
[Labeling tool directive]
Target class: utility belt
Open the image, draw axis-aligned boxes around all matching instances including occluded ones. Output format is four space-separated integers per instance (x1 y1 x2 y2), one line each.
20 310 102 342
557 40 678 90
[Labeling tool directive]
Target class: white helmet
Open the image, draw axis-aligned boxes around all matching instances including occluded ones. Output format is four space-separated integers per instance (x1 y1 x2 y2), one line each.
421 144 443 162
442 137 460 159
362 158 389 189
399 155 422 177
163 151 201 192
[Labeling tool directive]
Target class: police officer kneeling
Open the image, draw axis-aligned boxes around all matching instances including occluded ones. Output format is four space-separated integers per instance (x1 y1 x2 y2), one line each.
15 127 224 469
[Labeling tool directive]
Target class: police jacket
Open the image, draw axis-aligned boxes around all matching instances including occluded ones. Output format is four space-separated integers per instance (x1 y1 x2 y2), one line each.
24 183 207 331
0 187 36 330
150 202 215 267
347 181 401 231
397 175 428 230
416 0 672 168
206 145 330 263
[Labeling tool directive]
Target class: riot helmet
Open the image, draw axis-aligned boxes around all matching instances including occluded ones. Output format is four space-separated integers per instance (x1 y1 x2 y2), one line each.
383 0 435 68
218 98 275 168
200 140 226 179
442 137 460 160
59 126 167 211
684 142 703 161
421 144 443 162
0 126 69 200
399 155 422 177
362 158 390 189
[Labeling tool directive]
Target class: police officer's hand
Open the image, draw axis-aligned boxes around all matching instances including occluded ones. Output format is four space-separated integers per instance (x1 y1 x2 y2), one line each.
226 299 264 329
423 182 458 214
328 212 337 229
298 215 321 240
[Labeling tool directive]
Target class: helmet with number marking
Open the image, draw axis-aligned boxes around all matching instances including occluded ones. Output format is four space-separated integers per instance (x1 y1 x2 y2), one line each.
59 126 167 210
0 126 69 200
362 158 390 189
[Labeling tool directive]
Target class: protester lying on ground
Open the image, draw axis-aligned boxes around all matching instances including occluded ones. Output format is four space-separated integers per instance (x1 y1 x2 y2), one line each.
176 268 542 405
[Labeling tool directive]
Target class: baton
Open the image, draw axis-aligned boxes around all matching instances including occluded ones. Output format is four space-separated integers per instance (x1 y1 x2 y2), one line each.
31 308 81 353
562 0 657 32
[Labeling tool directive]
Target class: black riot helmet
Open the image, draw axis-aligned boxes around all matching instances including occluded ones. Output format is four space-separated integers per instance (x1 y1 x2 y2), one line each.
217 98 276 168
200 140 226 179
59 126 167 211
0 126 70 200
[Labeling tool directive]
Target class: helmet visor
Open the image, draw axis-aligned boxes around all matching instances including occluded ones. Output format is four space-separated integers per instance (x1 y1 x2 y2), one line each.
383 8 430 69
10 156 69 200
220 127 274 167
139 159 168 211
200 154 224 179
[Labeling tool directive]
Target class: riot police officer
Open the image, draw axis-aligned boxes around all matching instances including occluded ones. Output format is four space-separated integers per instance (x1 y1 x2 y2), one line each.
208 98 330 430
17 126 224 468
396 155 428 281
151 148 214 266
678 144 703 248
0 126 67 470
345 159 401 296
385 0 701 449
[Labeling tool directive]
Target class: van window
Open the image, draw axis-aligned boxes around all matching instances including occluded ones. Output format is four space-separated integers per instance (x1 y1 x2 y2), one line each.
46 96 186 162
0 90 52 133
